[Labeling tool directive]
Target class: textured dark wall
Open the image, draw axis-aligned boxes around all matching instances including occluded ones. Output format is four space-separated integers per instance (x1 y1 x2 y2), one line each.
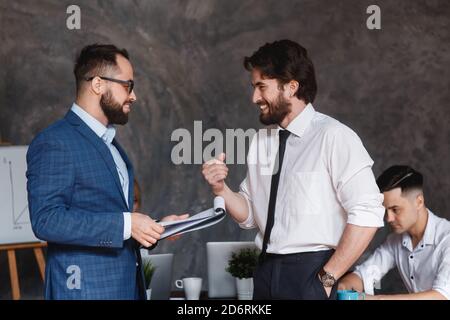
0 0 449 299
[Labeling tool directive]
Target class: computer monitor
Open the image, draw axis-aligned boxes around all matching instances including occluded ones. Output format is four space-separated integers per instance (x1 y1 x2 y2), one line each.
140 252 174 300
206 241 256 298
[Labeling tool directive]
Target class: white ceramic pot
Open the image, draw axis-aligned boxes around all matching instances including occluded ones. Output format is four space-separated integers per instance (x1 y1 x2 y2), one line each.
236 277 253 300
146 288 152 300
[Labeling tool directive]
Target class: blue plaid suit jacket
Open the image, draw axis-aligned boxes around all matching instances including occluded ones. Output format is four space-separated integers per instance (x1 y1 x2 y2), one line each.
26 110 145 300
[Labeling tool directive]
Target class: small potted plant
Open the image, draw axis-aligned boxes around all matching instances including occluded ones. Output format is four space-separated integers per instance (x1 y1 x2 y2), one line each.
226 247 259 300
143 259 156 300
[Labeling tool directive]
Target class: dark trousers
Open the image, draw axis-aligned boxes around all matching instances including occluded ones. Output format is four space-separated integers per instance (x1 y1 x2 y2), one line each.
253 249 338 300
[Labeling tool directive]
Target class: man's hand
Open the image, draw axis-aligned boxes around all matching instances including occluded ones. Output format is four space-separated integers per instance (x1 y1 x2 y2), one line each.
131 212 165 248
161 213 190 241
202 153 228 195
338 282 347 291
337 272 364 292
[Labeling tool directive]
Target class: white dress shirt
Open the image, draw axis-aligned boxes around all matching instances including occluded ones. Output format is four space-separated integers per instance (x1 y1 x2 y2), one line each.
239 103 385 254
354 210 450 299
71 103 132 240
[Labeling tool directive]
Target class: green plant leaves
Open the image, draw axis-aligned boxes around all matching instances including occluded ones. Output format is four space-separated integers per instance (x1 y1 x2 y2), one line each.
226 248 260 279
143 259 156 288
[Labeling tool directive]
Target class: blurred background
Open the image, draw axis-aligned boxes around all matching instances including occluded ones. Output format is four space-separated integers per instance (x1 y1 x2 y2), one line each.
0 0 449 299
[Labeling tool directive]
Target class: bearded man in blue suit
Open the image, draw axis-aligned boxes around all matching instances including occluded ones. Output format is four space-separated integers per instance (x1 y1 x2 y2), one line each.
26 44 187 299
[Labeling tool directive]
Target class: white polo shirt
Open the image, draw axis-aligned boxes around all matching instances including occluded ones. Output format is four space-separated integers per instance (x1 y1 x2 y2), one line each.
238 103 385 254
354 210 450 299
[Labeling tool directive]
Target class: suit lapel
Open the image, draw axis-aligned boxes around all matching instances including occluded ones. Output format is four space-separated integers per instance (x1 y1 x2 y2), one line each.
113 140 134 212
65 111 128 207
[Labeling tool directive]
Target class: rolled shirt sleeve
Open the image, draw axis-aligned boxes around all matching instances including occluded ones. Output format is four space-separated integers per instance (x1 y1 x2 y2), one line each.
238 175 257 229
340 167 385 227
432 238 450 299
327 125 384 227
354 235 397 294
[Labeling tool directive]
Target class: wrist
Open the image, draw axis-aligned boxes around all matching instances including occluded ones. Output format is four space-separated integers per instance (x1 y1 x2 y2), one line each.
215 183 230 197
322 263 342 281
318 268 337 287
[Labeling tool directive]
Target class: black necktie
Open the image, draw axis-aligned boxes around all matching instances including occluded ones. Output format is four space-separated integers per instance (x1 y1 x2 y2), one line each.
260 129 291 260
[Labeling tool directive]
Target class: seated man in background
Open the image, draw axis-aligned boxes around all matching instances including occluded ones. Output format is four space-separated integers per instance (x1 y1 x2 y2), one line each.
339 165 450 300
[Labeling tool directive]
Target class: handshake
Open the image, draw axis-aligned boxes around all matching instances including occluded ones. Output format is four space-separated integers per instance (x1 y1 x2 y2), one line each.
132 153 229 248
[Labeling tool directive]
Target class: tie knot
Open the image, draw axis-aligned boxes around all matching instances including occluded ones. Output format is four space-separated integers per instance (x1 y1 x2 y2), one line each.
279 130 290 143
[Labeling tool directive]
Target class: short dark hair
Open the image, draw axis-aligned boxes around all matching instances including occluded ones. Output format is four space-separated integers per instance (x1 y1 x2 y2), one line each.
377 165 423 194
74 44 129 93
244 39 317 104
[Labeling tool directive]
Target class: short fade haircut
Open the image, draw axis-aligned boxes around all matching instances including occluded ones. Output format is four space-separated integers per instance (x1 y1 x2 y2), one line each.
244 39 317 104
73 44 129 93
377 165 423 194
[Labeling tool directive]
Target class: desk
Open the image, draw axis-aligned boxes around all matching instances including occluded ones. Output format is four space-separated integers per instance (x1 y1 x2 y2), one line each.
170 290 209 300
169 291 237 300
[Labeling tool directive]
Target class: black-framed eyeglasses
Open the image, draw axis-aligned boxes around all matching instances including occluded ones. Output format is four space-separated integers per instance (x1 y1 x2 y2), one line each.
85 76 134 94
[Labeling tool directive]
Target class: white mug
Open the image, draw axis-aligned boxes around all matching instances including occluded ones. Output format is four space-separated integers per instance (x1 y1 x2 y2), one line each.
175 277 202 300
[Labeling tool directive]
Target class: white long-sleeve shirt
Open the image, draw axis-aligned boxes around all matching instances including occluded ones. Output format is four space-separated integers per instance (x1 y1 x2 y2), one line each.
238 103 385 254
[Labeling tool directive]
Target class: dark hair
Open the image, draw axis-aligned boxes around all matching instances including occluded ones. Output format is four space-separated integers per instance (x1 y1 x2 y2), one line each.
377 165 423 194
74 44 129 93
244 39 317 104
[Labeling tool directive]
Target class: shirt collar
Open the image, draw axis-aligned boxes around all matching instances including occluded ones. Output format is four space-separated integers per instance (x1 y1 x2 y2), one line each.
282 103 316 137
71 103 116 144
421 209 436 245
401 209 436 250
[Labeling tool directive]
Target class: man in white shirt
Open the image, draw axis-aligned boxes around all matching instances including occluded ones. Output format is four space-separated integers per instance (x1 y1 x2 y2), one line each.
338 165 450 300
202 40 385 299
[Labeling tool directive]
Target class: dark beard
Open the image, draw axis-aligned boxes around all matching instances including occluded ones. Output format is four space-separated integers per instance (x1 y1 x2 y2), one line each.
259 92 291 125
100 90 129 125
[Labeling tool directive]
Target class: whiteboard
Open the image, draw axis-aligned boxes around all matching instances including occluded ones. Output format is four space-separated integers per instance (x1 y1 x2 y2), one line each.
0 145 40 244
